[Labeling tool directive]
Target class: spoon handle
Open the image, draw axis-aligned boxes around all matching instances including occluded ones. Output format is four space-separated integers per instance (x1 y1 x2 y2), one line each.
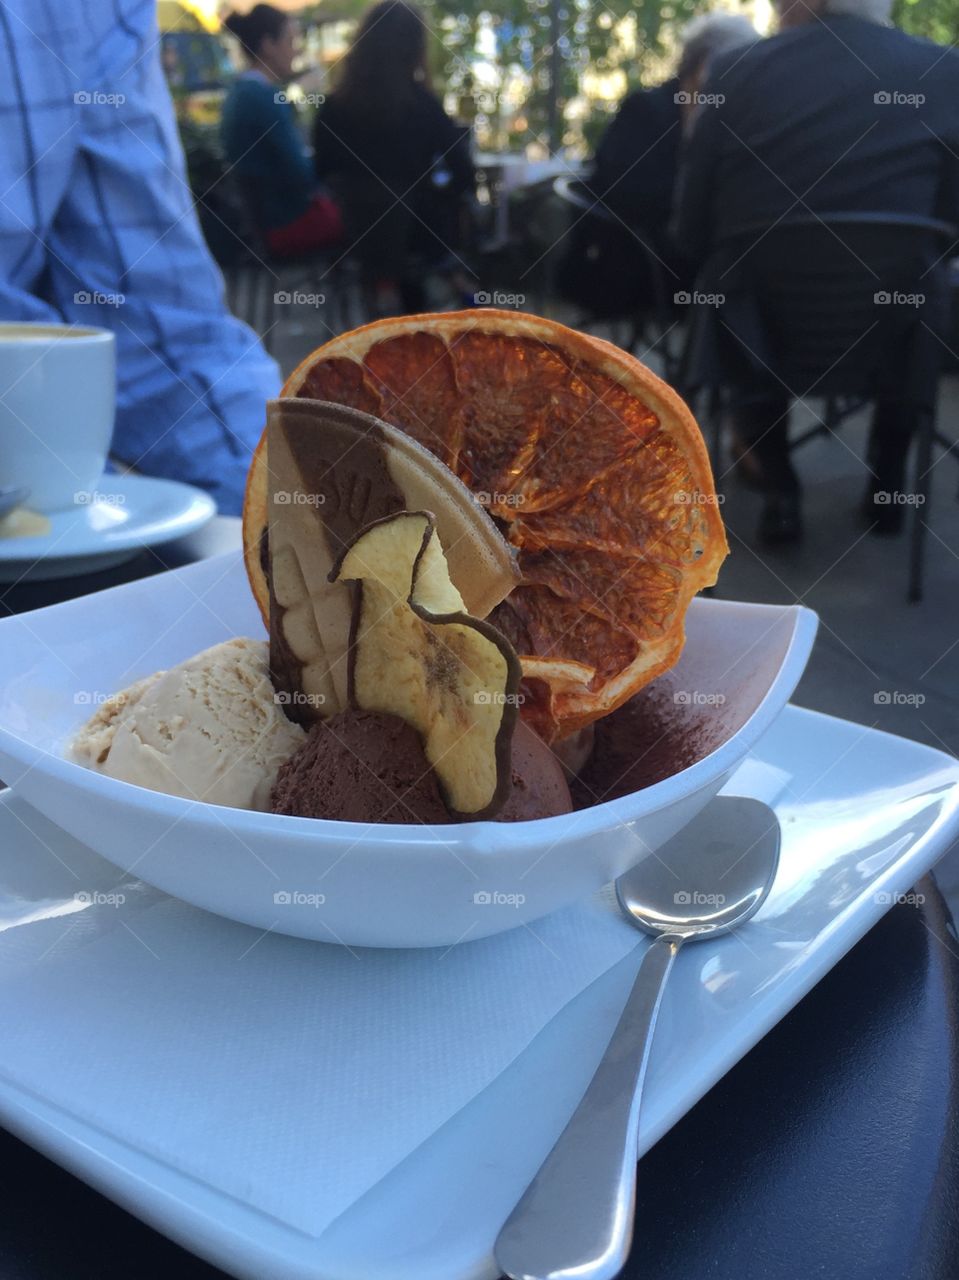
495 934 680 1280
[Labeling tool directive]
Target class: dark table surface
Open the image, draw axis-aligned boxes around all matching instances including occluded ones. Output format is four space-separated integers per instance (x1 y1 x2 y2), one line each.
3 539 959 1280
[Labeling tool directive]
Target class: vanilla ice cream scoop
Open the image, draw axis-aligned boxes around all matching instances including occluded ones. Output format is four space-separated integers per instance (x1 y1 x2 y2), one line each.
71 638 306 810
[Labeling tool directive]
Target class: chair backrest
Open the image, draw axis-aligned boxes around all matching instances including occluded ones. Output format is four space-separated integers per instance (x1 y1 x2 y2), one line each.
712 214 955 403
552 175 675 315
232 173 273 260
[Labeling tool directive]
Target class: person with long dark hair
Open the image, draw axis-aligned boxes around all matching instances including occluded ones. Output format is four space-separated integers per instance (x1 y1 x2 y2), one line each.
313 0 473 312
221 4 340 257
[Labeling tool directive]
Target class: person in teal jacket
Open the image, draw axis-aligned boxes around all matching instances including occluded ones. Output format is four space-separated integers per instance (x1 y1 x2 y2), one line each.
221 5 340 257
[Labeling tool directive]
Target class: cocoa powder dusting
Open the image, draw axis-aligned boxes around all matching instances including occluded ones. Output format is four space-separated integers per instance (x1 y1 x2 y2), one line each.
572 686 721 809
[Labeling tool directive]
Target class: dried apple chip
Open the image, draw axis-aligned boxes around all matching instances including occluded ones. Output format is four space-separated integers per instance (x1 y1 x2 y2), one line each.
331 511 521 819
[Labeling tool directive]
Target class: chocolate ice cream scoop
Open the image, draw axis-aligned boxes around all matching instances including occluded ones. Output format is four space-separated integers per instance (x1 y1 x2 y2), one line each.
270 709 449 825
270 710 571 825
498 721 572 822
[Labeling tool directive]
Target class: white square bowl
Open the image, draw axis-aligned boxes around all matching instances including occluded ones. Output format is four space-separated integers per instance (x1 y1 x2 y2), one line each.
0 552 817 946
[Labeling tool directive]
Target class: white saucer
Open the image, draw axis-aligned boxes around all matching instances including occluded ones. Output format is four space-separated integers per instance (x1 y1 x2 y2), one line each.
0 474 216 582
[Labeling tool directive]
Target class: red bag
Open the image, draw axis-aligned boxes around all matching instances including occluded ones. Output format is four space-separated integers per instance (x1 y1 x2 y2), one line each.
266 195 343 257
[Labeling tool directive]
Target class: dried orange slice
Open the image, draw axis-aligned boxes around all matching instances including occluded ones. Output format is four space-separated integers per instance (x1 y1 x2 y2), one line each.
243 310 727 741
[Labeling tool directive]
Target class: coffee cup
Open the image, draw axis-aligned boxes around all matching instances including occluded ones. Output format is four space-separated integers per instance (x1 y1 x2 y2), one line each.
0 324 116 514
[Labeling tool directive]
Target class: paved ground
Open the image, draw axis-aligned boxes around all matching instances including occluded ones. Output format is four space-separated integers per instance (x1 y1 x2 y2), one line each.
268 296 959 910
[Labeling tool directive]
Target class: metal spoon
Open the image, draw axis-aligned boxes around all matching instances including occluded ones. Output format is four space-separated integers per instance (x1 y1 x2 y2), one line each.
495 795 781 1280
0 487 28 519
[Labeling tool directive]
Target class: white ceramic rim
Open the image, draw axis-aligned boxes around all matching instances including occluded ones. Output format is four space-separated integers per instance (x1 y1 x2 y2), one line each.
0 583 819 851
0 322 115 344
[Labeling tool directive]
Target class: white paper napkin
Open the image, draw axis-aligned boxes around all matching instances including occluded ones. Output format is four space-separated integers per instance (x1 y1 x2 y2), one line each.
0 759 788 1239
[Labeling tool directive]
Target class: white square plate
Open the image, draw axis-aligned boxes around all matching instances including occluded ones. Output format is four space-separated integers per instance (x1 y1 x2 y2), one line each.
0 703 956 1280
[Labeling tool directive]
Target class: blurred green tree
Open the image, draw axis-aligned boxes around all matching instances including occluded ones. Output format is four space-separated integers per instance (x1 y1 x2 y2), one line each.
303 0 716 153
894 0 959 42
301 0 958 155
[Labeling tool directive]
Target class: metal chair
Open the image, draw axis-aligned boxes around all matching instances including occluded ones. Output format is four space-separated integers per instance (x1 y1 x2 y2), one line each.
224 176 345 353
679 213 958 601
552 174 681 381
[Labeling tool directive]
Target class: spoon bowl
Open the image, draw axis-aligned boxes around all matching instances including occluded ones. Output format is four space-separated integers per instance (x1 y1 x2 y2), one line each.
617 795 781 939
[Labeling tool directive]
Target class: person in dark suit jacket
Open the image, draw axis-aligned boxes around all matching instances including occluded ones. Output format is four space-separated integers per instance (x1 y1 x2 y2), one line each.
558 13 756 318
676 0 959 543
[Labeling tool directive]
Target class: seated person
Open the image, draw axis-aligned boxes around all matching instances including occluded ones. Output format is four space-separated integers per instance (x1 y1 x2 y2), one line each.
221 5 341 258
676 0 959 543
558 13 756 318
312 0 474 314
0 0 279 515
